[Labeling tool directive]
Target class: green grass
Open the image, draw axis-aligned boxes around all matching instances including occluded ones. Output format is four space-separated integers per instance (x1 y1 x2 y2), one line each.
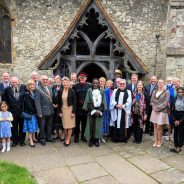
0 161 36 184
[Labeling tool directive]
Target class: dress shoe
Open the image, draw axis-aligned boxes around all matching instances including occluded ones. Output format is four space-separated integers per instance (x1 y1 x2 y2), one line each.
65 141 71 147
12 142 18 147
29 143 35 148
81 137 87 142
94 139 99 147
33 139 38 143
20 142 26 146
74 137 79 143
88 139 93 147
60 138 65 142
40 141 46 146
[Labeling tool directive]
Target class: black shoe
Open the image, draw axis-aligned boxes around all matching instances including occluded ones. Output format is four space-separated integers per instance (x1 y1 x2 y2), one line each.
65 142 71 147
81 137 87 142
74 137 79 143
29 143 35 148
40 141 46 146
33 139 38 143
95 140 99 147
88 139 93 147
20 142 26 146
149 132 154 136
60 138 65 142
12 142 18 147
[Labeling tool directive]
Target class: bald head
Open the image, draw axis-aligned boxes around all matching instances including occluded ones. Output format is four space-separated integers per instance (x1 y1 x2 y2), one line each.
150 76 157 85
10 76 19 88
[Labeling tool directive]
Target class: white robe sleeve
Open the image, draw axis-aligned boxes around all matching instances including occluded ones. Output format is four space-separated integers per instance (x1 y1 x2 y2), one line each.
124 90 132 128
109 89 118 124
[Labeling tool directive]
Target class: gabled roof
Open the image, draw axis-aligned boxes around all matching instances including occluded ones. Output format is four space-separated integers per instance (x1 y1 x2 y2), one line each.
38 0 148 74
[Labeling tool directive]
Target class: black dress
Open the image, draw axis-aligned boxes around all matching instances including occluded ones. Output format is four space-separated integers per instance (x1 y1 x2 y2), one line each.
52 85 63 130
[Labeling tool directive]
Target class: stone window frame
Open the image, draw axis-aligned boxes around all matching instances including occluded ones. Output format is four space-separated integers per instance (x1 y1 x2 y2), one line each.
0 1 14 65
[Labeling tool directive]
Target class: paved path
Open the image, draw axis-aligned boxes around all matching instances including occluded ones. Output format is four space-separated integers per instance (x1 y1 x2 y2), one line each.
1 135 184 184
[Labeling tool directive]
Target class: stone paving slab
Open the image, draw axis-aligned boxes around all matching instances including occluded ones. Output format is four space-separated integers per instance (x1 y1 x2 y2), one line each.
34 167 77 184
150 168 184 184
1 136 184 184
162 155 184 172
70 162 108 182
81 144 113 157
65 155 94 166
83 175 120 184
128 155 170 174
29 152 66 172
95 154 158 184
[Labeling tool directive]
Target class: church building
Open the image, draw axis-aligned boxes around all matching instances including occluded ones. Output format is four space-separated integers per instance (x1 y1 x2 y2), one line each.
0 0 184 83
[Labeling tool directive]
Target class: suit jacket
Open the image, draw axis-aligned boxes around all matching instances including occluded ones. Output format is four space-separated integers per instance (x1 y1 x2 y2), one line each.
151 89 170 113
72 82 91 115
2 85 27 117
23 91 37 115
127 82 137 93
0 82 10 95
35 85 54 116
57 88 76 114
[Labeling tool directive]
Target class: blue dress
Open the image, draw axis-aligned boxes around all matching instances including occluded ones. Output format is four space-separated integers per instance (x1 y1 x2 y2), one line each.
0 111 12 138
23 115 38 133
102 88 112 135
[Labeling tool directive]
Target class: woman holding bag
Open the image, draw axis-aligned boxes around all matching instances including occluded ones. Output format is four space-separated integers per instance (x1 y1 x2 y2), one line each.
23 80 38 147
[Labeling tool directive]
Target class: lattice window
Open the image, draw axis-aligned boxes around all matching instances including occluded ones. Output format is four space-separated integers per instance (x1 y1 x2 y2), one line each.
0 3 12 64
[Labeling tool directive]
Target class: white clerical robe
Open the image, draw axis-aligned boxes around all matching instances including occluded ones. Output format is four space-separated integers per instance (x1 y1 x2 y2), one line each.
109 89 132 128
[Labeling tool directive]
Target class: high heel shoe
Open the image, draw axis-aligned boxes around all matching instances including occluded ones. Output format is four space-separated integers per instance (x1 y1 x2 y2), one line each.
153 143 157 147
29 143 35 148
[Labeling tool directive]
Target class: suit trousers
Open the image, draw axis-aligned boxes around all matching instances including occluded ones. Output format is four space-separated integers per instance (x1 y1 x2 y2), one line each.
11 116 26 143
133 114 143 142
38 115 53 141
174 123 184 148
145 108 153 133
75 115 87 139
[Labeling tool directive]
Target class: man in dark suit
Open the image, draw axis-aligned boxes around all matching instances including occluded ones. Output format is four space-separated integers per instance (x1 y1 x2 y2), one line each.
35 75 54 145
127 73 138 94
144 75 158 135
72 72 91 143
0 72 10 102
3 76 27 147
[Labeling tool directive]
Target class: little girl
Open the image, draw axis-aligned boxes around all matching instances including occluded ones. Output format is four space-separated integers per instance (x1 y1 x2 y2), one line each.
0 101 13 152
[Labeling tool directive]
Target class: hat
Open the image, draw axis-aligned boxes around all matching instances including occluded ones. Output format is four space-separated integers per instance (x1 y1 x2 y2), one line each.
114 69 122 75
79 72 88 77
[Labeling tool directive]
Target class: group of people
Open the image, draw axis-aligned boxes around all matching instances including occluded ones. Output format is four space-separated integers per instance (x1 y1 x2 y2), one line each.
0 70 183 154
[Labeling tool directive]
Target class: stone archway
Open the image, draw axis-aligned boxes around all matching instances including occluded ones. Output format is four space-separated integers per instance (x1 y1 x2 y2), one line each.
39 0 148 79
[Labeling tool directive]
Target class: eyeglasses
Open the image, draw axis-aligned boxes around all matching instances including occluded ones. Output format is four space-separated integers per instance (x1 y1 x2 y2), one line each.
119 83 126 85
42 79 48 81
178 92 183 93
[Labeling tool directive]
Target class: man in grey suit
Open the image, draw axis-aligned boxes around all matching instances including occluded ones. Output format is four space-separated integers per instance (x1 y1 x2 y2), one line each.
35 75 54 145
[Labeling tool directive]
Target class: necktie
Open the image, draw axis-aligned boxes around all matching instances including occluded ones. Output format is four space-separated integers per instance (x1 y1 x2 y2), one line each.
14 87 19 101
150 85 154 95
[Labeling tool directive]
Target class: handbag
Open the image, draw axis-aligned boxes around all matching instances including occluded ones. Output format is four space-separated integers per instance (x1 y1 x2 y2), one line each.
21 112 32 119
21 94 32 119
